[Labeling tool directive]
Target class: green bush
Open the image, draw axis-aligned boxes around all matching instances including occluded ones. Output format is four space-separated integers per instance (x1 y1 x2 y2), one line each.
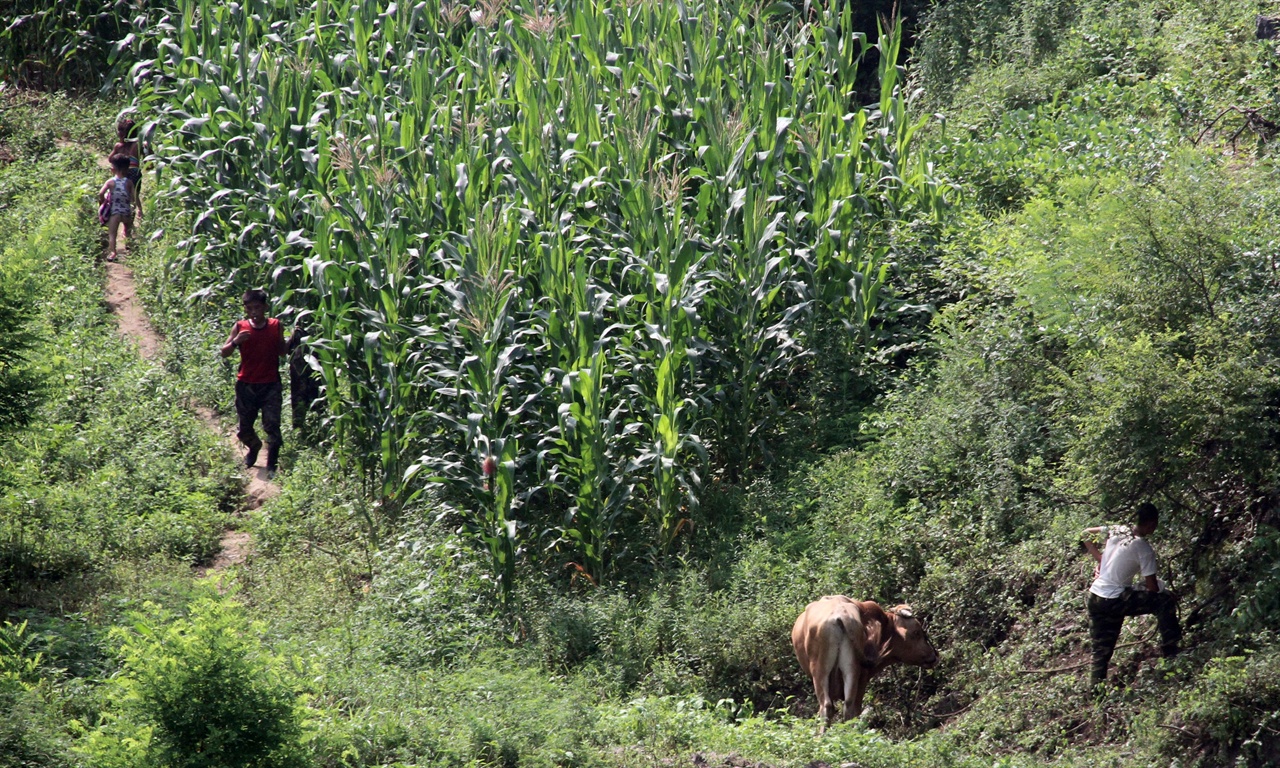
1146 649 1280 767
361 524 500 668
913 0 1082 108
298 648 603 768
81 596 306 768
0 621 78 768
935 89 1172 213
1233 529 1280 636
250 453 375 558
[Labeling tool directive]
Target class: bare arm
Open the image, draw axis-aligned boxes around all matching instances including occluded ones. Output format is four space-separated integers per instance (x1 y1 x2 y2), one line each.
1145 575 1160 593
1081 527 1107 558
98 180 112 204
221 324 249 358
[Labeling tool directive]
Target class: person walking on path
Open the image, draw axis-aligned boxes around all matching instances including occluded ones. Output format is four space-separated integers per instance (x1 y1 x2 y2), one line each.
110 117 144 212
1081 502 1181 688
220 289 298 477
97 154 138 261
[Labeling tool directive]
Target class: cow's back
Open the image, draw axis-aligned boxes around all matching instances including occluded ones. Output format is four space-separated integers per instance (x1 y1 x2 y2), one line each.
792 595 864 675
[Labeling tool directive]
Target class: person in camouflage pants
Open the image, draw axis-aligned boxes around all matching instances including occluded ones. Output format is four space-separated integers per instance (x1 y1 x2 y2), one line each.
1081 503 1181 687
220 289 298 476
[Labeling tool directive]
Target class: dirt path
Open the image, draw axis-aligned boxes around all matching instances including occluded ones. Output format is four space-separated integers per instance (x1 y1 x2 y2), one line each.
92 158 275 573
104 263 164 360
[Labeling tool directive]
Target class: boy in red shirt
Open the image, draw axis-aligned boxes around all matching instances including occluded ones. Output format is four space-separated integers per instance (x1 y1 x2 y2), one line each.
220 289 295 476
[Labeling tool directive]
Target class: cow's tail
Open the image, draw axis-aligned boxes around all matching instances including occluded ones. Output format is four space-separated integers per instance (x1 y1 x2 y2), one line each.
836 613 878 670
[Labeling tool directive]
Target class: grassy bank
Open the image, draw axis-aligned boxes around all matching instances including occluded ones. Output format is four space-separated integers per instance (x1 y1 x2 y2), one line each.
0 91 241 765
4 0 1280 766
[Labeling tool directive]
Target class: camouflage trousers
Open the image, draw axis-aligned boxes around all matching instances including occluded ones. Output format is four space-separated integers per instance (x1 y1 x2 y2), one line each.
235 381 283 450
1087 589 1181 686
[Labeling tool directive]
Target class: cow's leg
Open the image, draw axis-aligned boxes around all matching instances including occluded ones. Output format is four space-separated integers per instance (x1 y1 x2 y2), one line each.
812 668 834 732
838 638 858 721
850 666 873 718
813 627 842 732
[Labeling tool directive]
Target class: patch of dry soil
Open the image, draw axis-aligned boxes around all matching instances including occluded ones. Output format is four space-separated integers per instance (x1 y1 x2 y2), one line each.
104 262 164 360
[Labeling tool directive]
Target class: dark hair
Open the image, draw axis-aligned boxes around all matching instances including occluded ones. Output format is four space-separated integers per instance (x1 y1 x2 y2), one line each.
1135 502 1160 527
110 154 131 172
117 118 136 138
242 288 269 306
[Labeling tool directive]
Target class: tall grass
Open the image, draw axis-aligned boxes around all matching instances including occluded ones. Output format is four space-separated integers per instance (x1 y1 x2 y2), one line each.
122 0 942 594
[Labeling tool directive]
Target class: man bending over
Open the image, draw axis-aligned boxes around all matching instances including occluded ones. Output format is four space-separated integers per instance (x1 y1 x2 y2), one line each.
1081 502 1181 688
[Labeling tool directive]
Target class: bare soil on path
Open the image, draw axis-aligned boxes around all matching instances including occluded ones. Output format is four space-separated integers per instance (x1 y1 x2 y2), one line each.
104 262 164 360
96 183 273 572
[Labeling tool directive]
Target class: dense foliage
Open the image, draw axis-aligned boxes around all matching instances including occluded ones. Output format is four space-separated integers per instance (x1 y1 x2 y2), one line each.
0 0 158 90
4 0 1280 766
81 596 306 768
119 0 946 594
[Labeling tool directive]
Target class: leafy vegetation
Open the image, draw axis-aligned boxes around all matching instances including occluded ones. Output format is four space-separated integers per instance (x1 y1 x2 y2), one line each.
3 0 1280 766
0 93 235 600
81 595 306 768
116 0 947 598
0 0 163 91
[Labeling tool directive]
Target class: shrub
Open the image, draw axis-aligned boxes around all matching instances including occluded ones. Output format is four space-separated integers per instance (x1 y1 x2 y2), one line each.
0 685 71 768
0 621 77 768
361 525 500 668
912 0 1082 108
80 596 306 768
0 250 43 433
1147 649 1280 767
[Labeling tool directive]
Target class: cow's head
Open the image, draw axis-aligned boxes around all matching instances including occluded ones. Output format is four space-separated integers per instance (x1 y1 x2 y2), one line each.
887 605 939 668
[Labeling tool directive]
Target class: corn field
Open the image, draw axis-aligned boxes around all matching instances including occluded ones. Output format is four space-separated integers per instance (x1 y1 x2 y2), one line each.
0 0 159 89
118 0 943 596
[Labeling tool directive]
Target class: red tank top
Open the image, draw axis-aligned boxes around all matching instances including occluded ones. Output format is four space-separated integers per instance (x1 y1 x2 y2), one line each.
235 318 284 383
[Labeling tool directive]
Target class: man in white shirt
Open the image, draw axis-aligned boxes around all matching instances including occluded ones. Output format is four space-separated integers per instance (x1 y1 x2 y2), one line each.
1080 502 1181 687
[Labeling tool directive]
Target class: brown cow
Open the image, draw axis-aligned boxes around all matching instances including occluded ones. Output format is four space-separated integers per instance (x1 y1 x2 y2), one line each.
792 595 875 731
792 596 939 731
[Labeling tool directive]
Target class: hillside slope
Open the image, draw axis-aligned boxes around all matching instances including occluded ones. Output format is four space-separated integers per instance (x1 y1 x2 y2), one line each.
1 1 1280 767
